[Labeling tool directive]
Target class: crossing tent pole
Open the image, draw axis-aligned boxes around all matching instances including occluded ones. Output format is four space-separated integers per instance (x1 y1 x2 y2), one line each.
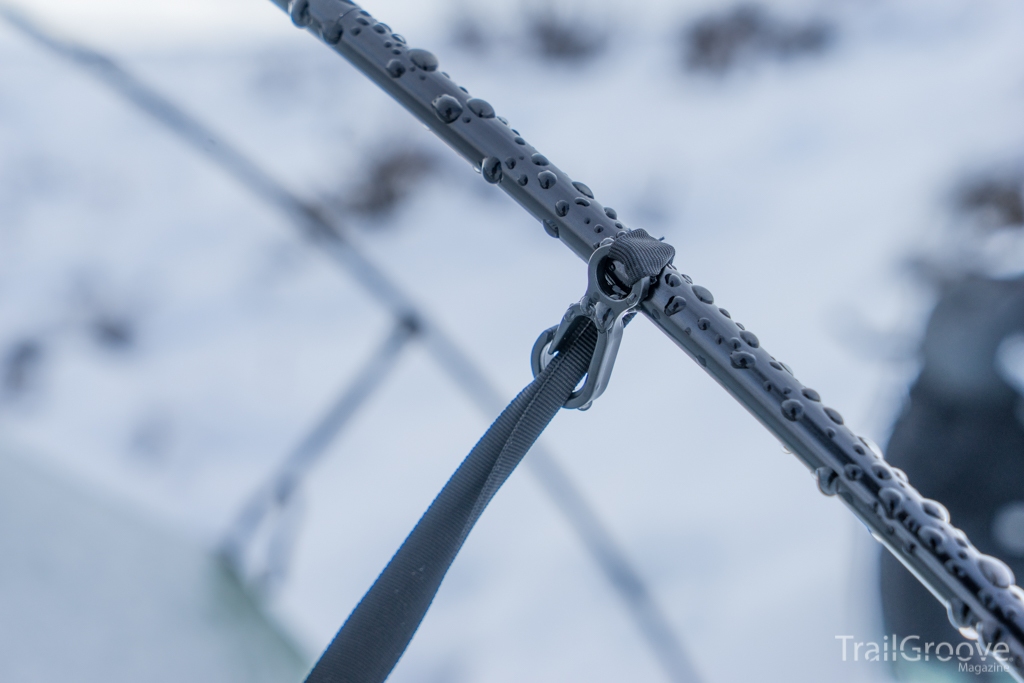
220 319 416 588
268 0 1024 678
0 8 700 681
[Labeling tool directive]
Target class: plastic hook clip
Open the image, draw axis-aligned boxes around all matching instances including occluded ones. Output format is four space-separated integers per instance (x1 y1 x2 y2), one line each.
530 239 649 410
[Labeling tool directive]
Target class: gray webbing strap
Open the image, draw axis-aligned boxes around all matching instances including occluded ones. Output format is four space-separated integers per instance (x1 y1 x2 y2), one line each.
305 320 598 683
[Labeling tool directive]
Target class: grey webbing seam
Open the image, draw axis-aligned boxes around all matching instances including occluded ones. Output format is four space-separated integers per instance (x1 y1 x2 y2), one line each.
305 321 598 683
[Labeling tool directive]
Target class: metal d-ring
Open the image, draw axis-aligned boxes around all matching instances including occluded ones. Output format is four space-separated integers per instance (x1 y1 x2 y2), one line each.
530 240 649 410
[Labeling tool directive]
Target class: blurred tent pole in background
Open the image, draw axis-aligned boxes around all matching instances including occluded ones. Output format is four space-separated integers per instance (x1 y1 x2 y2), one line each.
220 318 417 593
0 6 700 682
881 175 1024 682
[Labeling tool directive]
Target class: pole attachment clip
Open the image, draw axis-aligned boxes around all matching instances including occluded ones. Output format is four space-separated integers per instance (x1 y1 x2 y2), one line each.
531 238 651 410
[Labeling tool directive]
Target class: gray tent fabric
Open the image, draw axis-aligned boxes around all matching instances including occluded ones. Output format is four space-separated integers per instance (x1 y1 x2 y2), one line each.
881 275 1024 680
0 442 309 683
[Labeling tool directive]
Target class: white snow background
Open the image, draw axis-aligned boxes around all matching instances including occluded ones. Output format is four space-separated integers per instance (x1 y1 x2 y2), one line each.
1 0 1024 681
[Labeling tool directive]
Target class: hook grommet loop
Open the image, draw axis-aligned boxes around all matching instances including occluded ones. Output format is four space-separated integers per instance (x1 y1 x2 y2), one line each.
531 239 650 410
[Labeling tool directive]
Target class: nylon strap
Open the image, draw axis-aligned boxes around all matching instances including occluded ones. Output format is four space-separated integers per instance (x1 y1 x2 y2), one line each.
305 320 599 683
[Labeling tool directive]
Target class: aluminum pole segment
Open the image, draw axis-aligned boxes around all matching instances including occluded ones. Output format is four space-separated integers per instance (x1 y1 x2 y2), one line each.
274 0 1024 678
0 8 700 681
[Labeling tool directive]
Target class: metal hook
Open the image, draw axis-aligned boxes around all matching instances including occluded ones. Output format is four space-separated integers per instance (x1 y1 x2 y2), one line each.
531 239 649 410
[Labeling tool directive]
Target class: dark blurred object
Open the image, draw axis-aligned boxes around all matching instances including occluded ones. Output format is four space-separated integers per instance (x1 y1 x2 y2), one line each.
92 314 135 351
2 338 44 396
74 275 140 353
682 4 833 75
881 275 1024 680
340 147 435 219
523 3 608 62
449 14 488 53
448 4 607 64
955 171 1024 230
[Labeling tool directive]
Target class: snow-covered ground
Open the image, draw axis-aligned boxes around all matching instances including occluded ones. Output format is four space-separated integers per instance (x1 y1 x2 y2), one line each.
1 0 1023 681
